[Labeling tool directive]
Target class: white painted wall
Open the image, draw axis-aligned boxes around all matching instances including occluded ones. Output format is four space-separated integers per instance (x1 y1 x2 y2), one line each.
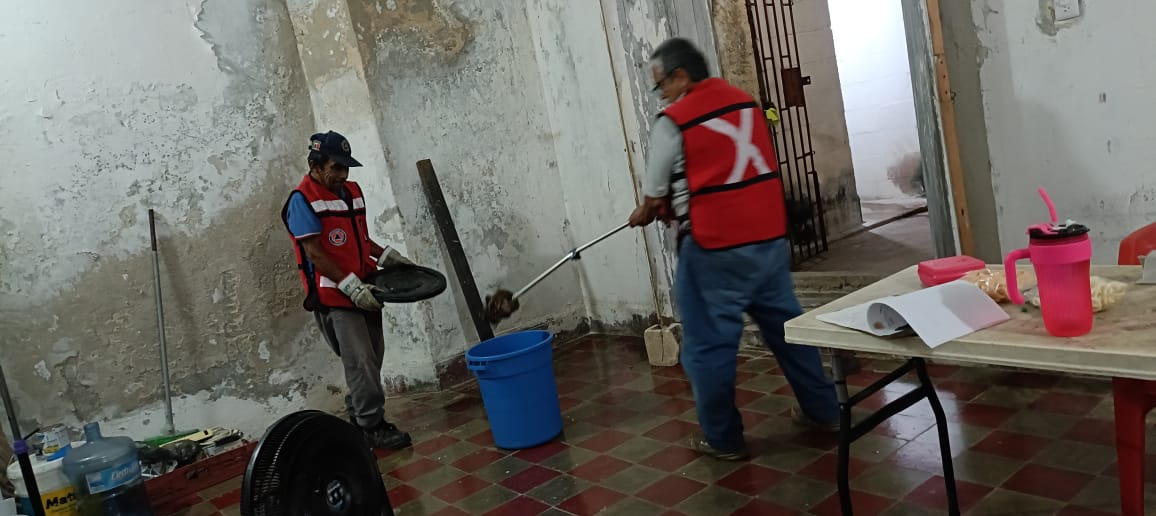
974 1 1156 262
829 0 921 201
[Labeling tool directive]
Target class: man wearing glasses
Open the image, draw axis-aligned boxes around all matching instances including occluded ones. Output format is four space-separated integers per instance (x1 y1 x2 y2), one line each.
628 38 840 460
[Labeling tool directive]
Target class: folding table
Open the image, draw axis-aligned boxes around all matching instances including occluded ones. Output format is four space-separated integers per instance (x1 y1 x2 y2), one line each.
785 265 1156 515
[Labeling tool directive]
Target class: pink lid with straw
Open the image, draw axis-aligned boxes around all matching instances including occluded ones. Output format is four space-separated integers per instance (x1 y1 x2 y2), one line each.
1026 188 1059 236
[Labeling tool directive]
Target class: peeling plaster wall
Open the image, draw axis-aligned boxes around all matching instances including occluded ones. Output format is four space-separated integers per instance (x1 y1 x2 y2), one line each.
348 0 593 364
525 0 657 328
0 0 343 438
711 0 760 99
971 1 1156 262
598 0 685 323
0 0 731 438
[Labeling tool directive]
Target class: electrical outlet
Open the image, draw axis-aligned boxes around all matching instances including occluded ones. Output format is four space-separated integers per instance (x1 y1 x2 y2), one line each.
1055 0 1081 21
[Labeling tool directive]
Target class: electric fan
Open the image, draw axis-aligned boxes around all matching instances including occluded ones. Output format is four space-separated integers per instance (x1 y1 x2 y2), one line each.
241 410 395 516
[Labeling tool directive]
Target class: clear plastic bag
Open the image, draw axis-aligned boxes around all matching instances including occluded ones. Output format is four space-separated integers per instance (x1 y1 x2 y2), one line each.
1024 275 1129 313
960 268 1037 303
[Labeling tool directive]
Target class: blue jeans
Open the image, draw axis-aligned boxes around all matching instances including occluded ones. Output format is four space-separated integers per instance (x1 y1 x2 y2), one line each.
675 236 839 452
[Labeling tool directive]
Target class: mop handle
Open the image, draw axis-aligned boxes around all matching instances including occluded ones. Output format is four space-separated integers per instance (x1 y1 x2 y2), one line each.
513 222 631 300
149 210 176 436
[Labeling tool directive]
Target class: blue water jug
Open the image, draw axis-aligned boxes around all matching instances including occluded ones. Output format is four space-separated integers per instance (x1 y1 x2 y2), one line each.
61 422 153 515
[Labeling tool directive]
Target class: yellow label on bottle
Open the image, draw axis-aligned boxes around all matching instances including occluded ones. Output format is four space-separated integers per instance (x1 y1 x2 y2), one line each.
35 486 78 516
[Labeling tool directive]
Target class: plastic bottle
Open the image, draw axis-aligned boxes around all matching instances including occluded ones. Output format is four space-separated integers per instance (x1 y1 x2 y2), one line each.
1003 188 1094 337
61 423 152 516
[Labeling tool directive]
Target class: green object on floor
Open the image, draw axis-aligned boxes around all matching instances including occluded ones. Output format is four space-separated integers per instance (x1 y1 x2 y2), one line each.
142 429 200 448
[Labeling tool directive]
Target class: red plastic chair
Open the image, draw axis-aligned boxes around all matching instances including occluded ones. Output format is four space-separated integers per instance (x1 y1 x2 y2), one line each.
1113 222 1156 515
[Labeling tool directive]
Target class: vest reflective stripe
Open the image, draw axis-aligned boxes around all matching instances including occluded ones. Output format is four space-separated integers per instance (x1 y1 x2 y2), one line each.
660 78 788 250
310 197 366 214
281 176 376 311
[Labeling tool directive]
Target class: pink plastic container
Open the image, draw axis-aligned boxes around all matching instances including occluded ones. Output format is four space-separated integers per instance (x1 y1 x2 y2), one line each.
918 255 986 287
1003 189 1094 337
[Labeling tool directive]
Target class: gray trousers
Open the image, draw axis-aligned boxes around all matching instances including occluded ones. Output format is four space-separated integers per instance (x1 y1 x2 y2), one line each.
314 308 386 428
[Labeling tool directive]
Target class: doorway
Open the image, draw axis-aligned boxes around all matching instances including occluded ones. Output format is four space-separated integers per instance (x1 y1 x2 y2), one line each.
830 0 928 224
735 0 942 275
744 0 830 266
802 0 936 274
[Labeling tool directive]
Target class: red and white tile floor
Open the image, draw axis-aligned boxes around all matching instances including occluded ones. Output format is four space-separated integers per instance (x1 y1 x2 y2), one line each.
170 335 1152 515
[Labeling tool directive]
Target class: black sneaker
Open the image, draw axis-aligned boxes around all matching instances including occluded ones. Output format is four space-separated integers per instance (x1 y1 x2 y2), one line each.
362 421 412 450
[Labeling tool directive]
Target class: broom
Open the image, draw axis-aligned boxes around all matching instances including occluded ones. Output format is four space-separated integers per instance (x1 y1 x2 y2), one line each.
485 222 630 323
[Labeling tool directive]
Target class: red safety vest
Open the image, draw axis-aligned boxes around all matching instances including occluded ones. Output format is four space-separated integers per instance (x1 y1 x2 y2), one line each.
281 175 376 311
660 78 788 250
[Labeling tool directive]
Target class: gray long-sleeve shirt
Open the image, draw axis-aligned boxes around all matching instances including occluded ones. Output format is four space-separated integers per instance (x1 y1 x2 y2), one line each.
642 117 690 229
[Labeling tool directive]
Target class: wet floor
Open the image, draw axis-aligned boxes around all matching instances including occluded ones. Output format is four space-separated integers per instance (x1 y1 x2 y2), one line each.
173 334 1146 515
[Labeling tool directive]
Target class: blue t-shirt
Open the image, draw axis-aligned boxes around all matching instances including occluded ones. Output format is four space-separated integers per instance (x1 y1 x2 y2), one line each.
285 188 353 239
285 192 323 240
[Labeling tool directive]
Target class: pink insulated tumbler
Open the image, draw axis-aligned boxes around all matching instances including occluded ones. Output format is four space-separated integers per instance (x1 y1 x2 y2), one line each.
1003 189 1094 337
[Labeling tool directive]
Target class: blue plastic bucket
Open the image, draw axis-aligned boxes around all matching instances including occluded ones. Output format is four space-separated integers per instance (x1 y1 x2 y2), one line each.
466 330 563 449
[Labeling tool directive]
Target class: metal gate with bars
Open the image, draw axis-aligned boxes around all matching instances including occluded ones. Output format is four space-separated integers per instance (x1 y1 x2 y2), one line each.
745 0 829 265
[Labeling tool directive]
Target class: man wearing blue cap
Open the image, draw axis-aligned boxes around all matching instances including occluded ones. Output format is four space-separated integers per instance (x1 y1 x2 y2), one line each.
281 130 413 450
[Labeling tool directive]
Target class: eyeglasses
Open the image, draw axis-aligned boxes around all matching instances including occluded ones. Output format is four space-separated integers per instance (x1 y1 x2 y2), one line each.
652 75 669 92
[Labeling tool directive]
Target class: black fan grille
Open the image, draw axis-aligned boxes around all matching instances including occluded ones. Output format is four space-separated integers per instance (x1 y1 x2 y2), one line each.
241 410 393 516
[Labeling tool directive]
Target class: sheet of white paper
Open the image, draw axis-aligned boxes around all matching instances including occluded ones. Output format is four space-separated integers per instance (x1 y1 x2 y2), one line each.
816 301 906 337
872 281 1010 348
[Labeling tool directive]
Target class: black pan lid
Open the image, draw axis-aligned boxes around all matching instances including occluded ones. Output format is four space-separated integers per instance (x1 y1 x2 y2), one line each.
365 264 448 303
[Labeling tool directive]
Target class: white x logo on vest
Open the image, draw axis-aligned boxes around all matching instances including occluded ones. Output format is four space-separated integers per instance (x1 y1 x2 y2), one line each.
701 108 774 184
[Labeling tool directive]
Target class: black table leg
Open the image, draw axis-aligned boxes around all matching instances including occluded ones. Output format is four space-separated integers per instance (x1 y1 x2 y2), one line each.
832 356 959 516
832 354 854 514
916 359 960 515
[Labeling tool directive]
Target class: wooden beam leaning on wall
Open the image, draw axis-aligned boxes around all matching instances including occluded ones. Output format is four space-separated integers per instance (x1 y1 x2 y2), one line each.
924 0 975 256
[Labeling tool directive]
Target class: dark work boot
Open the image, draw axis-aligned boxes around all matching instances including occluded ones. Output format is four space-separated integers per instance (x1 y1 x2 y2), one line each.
362 420 412 451
687 434 749 461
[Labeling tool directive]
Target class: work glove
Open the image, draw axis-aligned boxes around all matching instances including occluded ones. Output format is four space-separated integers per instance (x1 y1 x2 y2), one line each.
338 273 384 311
377 246 414 267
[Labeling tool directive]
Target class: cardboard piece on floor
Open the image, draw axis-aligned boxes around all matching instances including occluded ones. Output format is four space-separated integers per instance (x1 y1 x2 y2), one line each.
644 324 680 367
816 281 1010 348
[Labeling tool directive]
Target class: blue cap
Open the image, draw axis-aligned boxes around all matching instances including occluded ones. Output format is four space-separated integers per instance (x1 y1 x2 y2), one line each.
309 131 363 168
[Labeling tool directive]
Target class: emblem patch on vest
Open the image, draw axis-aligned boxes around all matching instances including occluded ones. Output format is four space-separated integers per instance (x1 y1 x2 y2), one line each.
328 228 348 246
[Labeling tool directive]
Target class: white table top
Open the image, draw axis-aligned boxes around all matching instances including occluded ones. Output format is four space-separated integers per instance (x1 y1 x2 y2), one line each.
785 265 1156 380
